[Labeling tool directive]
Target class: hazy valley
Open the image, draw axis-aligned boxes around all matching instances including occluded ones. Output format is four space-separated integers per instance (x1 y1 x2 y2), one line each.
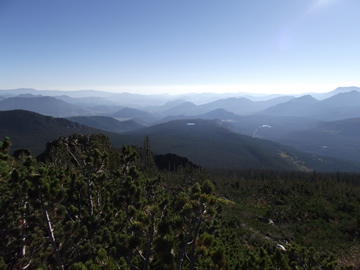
1 86 360 172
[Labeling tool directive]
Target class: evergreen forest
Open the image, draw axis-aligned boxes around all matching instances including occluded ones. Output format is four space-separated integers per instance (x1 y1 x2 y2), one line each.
1 134 360 269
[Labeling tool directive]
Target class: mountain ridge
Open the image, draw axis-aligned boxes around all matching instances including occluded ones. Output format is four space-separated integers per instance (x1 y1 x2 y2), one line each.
0 96 93 117
1 110 359 171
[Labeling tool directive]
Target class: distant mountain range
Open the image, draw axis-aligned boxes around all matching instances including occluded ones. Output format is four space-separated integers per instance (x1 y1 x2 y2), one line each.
0 96 93 117
1 87 359 121
112 107 159 125
310 86 360 100
1 86 359 104
156 96 295 117
260 91 360 120
0 88 171 106
1 87 360 170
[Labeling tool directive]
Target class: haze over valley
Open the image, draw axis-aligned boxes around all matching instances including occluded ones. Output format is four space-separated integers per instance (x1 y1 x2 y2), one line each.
1 86 360 171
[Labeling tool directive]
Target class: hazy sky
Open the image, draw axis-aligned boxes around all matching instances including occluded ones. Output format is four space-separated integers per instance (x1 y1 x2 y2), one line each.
1 0 359 95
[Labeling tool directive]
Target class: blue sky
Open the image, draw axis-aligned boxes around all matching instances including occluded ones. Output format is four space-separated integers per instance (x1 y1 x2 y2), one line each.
1 0 359 95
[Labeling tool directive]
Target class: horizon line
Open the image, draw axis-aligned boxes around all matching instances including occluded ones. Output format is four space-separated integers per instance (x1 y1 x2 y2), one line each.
0 84 359 96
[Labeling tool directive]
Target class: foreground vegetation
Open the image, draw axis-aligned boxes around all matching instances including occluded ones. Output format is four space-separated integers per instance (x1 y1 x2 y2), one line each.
1 134 359 269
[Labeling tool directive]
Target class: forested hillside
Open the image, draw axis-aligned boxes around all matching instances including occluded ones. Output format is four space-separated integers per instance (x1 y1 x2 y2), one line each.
1 134 360 269
0 110 100 155
4 110 360 172
121 119 360 172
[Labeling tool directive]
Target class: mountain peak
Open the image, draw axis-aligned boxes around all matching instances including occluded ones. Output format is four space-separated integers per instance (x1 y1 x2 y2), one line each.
294 95 318 102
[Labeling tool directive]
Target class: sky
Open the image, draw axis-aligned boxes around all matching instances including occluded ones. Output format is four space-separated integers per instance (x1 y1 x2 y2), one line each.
1 0 360 95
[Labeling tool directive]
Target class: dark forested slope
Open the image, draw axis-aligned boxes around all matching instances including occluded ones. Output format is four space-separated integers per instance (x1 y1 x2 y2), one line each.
277 117 360 162
0 110 114 155
2 110 359 172
121 119 360 172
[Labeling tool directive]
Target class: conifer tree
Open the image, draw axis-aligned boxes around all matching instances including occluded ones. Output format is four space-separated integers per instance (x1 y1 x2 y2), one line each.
172 180 225 270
